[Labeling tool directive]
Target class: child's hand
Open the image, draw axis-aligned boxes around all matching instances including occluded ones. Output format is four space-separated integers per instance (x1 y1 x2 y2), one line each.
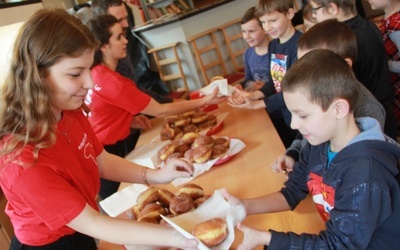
236 222 271 250
154 158 194 183
203 87 227 105
272 155 295 178
130 115 151 129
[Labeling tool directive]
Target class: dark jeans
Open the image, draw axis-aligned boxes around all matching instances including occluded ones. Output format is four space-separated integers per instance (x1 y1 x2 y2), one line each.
10 232 96 250
99 129 140 200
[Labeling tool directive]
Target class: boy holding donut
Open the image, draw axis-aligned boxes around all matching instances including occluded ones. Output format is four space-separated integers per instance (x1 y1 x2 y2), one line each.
223 50 400 249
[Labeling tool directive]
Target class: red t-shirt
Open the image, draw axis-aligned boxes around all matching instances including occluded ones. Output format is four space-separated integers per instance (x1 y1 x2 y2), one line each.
88 65 151 145
0 110 103 246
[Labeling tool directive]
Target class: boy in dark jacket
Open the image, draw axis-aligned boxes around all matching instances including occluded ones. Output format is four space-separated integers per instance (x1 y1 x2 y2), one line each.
223 50 400 249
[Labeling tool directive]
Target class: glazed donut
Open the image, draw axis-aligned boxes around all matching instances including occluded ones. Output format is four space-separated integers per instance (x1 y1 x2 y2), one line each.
191 111 209 124
213 137 229 148
139 203 166 221
183 124 199 133
136 187 160 210
182 132 200 144
192 218 228 247
158 188 175 207
158 143 176 161
192 145 212 163
211 145 228 159
193 135 214 148
169 193 194 215
177 183 204 200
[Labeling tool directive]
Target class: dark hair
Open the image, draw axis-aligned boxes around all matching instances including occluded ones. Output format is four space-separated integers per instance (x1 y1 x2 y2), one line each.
282 49 359 112
256 0 294 16
298 19 357 63
91 0 123 16
87 14 119 66
241 7 262 26
312 0 357 16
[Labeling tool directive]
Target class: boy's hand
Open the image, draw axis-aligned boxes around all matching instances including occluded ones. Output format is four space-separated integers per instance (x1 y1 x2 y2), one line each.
272 155 295 179
236 222 271 250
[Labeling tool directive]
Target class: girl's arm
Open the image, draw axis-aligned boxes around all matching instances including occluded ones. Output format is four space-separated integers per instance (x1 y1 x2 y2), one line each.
141 88 226 117
67 203 198 248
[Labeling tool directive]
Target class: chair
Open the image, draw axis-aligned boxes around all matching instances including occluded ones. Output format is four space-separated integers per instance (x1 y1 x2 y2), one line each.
218 18 248 73
147 42 189 99
187 27 245 86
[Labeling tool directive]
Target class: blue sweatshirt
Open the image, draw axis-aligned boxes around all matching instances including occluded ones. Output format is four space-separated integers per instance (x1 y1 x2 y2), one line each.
269 117 400 249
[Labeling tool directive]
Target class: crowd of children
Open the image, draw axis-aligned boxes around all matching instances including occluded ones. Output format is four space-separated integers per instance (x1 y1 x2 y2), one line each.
1 0 400 249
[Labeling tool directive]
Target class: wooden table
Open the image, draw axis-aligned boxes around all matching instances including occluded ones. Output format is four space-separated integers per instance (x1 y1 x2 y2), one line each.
98 103 325 249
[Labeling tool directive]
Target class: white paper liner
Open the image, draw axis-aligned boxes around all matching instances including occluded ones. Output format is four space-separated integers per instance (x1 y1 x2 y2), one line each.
160 189 246 250
198 79 233 97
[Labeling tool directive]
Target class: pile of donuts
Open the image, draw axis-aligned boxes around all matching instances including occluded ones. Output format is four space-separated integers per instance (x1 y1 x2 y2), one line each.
126 183 228 247
158 134 230 163
160 109 217 141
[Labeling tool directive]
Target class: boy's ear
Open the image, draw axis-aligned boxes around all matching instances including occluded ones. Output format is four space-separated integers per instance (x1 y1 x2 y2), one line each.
286 8 295 20
327 2 340 16
344 58 353 67
333 99 350 119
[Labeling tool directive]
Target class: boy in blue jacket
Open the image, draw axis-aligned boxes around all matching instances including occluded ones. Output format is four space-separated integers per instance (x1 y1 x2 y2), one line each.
223 49 400 249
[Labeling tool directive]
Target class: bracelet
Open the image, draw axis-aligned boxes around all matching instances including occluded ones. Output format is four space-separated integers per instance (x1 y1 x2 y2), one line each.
141 167 150 185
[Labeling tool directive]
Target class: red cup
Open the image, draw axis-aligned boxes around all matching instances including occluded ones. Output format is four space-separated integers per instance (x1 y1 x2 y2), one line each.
190 91 218 112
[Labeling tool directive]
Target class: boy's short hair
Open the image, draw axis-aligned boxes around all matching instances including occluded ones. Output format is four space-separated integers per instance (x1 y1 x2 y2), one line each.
241 7 262 26
92 0 123 16
256 0 294 16
298 19 357 63
311 0 357 16
282 49 359 112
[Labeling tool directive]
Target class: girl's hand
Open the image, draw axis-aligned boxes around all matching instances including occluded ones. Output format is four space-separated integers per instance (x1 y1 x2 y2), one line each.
130 115 151 129
152 158 194 183
236 222 271 250
203 87 227 105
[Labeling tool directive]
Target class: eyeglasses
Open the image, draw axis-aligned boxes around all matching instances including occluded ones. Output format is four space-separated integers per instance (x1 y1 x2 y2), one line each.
311 5 324 14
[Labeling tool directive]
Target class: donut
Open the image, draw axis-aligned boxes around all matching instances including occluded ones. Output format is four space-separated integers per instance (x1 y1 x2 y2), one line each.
183 148 194 163
169 193 194 215
192 218 228 247
138 217 159 224
166 152 183 160
136 187 160 210
209 76 224 83
183 124 199 133
182 132 200 144
160 126 175 141
211 145 228 159
174 118 190 127
125 205 140 220
182 110 197 118
192 145 212 163
197 119 217 130
177 183 204 200
174 143 191 155
193 135 214 148
213 137 229 148
194 195 210 208
139 203 166 221
191 111 209 124
173 127 183 139
158 143 176 161
158 188 175 207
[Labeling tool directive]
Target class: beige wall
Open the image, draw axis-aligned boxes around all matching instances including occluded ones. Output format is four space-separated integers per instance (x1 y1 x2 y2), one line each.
0 2 43 26
0 22 23 85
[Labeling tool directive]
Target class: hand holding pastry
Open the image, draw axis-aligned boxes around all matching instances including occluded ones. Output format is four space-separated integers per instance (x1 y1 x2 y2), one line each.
202 87 227 106
271 155 295 179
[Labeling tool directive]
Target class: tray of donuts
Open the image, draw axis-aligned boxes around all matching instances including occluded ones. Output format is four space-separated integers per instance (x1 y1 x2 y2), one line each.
121 185 245 250
159 109 230 142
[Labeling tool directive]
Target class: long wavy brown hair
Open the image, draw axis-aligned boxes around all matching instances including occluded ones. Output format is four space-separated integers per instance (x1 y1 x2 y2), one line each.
0 8 98 163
